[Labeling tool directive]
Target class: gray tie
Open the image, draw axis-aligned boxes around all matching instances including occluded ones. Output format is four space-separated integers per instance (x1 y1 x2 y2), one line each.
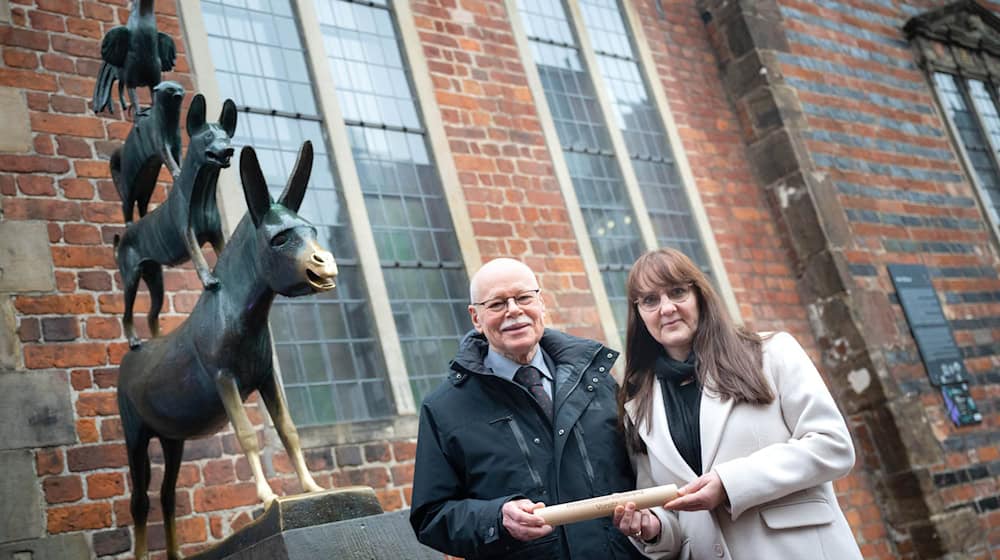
514 365 553 420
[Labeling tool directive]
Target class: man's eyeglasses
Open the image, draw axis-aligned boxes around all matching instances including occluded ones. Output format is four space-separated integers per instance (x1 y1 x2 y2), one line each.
634 283 694 312
473 289 541 313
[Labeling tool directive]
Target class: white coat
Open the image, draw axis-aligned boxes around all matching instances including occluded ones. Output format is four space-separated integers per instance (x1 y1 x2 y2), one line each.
624 332 863 560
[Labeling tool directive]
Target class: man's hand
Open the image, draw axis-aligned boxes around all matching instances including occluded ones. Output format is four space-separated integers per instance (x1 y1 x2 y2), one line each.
663 471 728 511
613 502 660 542
501 499 553 541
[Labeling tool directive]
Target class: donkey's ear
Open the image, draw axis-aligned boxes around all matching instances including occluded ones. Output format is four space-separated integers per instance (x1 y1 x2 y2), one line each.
239 146 272 227
186 94 207 138
219 99 238 138
277 141 313 213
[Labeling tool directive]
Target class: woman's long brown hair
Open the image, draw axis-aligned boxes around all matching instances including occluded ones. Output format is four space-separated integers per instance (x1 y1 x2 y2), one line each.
617 248 775 455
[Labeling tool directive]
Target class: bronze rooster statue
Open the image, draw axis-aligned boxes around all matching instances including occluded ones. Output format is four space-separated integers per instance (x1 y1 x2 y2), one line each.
92 0 177 115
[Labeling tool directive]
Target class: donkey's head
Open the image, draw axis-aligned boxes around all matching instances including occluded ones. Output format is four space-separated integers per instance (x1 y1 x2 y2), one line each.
239 142 337 297
185 94 236 169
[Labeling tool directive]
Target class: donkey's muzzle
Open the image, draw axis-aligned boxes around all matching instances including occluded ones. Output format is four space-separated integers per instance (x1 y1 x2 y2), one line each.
305 249 337 291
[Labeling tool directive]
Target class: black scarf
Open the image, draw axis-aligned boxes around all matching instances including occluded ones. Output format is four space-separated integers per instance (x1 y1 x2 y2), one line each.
654 352 703 475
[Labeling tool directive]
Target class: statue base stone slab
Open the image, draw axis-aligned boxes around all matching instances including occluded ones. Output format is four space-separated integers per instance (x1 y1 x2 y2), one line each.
188 486 441 560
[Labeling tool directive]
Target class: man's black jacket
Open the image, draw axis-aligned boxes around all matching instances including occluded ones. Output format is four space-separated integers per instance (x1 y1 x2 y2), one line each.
410 329 644 560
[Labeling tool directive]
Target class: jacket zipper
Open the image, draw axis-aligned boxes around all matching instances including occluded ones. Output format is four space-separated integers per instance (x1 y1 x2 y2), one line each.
572 422 596 488
493 415 543 488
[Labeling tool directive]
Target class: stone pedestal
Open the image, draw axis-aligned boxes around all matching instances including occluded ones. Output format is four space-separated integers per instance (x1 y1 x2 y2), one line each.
188 486 441 560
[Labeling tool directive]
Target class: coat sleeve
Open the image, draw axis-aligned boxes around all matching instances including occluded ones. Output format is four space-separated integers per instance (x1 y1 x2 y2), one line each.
713 332 856 520
409 401 518 558
630 451 684 559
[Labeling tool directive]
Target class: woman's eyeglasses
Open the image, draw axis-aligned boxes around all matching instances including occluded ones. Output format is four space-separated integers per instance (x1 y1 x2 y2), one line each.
634 283 694 312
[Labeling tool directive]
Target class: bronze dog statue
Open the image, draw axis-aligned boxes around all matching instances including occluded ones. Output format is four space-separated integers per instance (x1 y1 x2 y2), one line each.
117 142 335 560
110 80 184 224
115 94 236 348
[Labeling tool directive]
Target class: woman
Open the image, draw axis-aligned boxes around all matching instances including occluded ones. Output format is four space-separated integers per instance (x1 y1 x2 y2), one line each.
612 248 862 559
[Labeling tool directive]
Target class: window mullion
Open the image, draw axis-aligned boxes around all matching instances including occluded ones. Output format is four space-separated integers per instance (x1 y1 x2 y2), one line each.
931 73 1000 244
177 0 246 237
973 79 1000 180
391 0 482 276
617 0 741 322
505 0 622 351
294 0 416 415
562 0 659 253
958 77 1000 229
177 0 298 406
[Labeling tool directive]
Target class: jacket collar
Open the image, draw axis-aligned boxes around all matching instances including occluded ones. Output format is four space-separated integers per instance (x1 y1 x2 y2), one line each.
449 329 614 387
624 380 733 481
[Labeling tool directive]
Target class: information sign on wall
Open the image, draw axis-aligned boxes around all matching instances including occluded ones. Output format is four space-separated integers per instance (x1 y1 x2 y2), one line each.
887 264 969 385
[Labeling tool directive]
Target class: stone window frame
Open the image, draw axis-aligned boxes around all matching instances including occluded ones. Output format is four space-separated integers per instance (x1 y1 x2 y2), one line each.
906 0 1000 245
506 0 740 350
179 0 481 445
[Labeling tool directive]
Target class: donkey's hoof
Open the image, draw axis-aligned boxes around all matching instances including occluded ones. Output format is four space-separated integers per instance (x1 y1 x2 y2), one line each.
261 492 278 510
128 337 143 349
203 275 220 291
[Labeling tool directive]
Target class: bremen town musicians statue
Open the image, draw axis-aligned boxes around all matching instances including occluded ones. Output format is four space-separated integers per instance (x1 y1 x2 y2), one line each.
94 2 335 558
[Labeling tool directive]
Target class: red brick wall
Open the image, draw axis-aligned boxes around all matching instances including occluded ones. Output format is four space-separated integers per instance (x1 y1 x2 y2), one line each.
769 0 999 556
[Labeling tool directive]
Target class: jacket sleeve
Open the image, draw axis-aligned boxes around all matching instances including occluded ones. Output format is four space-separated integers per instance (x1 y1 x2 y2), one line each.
713 332 856 519
409 401 519 558
630 451 684 559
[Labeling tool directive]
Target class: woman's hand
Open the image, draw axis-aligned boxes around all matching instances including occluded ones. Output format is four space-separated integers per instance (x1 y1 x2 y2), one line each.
501 499 553 541
663 471 728 511
613 501 661 542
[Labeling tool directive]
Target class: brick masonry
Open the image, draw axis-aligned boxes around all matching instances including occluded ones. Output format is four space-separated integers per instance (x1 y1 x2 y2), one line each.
697 0 1000 557
0 0 998 559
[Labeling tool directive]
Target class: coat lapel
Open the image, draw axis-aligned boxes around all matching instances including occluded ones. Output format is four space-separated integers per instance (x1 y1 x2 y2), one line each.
625 383 698 482
699 389 734 471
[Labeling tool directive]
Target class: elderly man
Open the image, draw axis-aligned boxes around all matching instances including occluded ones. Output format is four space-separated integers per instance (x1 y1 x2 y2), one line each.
409 258 644 559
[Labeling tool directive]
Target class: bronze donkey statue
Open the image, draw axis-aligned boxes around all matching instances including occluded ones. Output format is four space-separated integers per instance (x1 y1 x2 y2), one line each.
110 80 184 224
117 141 336 560
115 93 236 348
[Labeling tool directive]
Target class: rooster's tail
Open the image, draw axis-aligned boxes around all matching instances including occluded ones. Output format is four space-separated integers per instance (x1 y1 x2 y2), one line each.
92 62 119 115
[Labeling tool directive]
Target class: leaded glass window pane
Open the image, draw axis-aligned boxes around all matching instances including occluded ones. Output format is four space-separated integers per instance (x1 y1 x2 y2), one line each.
317 0 468 406
519 0 643 334
935 73 1000 224
579 0 711 275
203 0 394 425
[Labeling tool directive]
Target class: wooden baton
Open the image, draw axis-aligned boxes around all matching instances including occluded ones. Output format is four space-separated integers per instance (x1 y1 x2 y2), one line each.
534 483 679 527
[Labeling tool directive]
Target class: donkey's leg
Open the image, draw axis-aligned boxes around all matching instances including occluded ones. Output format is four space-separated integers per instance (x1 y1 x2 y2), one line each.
159 437 185 560
119 395 153 560
144 264 164 338
184 226 219 290
215 370 277 506
258 374 323 493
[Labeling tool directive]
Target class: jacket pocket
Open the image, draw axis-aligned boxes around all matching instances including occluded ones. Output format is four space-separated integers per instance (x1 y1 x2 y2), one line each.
485 533 560 560
759 498 835 529
490 416 543 489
